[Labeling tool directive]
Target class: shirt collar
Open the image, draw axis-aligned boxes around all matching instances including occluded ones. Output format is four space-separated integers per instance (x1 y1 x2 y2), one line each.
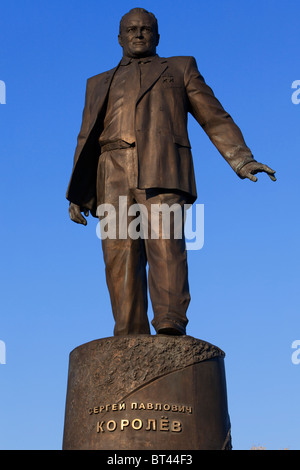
120 54 158 66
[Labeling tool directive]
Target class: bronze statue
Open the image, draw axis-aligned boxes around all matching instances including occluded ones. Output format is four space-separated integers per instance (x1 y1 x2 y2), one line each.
66 8 276 337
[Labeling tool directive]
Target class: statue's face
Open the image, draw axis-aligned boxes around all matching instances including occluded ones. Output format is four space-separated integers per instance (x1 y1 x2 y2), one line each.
118 11 159 58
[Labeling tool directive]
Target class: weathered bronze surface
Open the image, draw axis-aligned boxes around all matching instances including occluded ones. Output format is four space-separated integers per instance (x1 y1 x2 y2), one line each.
63 336 232 450
66 8 276 336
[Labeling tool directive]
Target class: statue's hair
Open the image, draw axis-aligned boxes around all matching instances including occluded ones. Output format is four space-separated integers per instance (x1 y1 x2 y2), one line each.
119 8 159 35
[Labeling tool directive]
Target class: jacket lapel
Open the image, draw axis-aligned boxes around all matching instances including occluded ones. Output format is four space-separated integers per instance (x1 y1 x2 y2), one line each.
137 56 168 104
87 65 119 136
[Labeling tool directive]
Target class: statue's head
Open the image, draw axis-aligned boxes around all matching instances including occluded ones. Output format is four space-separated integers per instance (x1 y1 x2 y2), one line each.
118 8 160 59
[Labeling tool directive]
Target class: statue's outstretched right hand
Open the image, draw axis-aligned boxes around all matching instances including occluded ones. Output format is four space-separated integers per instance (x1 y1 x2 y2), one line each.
69 202 89 226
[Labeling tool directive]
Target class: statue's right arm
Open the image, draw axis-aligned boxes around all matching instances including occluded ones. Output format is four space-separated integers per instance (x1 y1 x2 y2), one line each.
67 78 94 225
72 78 93 168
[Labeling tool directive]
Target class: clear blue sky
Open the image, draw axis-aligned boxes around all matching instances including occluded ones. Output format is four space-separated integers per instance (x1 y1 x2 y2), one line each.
0 0 299 450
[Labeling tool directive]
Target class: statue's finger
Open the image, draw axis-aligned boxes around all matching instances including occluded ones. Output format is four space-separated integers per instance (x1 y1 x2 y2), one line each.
248 173 257 182
262 165 276 174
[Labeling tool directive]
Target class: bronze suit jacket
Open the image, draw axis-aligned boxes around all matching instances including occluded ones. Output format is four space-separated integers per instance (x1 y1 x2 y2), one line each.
66 56 254 216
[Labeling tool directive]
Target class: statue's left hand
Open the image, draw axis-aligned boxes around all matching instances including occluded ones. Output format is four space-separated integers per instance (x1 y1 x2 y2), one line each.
239 161 276 182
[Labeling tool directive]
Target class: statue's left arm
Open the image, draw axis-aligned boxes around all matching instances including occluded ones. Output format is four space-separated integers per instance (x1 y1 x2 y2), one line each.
184 57 276 182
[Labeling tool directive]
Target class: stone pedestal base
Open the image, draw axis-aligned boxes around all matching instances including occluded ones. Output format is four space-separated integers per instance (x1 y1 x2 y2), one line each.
62 335 232 450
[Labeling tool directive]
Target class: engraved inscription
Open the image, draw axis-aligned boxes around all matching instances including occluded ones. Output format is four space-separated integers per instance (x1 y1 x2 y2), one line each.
96 417 182 433
89 400 192 434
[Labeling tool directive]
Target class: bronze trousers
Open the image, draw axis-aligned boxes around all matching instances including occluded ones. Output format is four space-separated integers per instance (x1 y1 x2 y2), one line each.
97 147 190 335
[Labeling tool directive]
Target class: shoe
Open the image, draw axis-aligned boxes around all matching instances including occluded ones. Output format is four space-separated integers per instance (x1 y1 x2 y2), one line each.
156 324 186 336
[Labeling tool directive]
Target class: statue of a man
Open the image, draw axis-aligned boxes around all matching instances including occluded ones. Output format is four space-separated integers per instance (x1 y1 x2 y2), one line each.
66 8 276 336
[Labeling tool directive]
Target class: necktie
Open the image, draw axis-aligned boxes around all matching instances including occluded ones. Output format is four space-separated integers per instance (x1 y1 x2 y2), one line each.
120 60 140 143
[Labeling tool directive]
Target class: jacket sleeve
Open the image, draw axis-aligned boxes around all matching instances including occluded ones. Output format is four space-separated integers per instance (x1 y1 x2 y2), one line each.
71 78 92 168
66 78 97 212
184 56 255 175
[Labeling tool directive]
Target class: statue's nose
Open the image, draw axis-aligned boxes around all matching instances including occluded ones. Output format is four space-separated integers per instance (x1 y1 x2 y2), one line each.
135 28 143 38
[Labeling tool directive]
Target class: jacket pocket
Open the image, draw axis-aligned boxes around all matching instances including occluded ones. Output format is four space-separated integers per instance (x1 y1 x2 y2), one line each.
173 134 191 148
